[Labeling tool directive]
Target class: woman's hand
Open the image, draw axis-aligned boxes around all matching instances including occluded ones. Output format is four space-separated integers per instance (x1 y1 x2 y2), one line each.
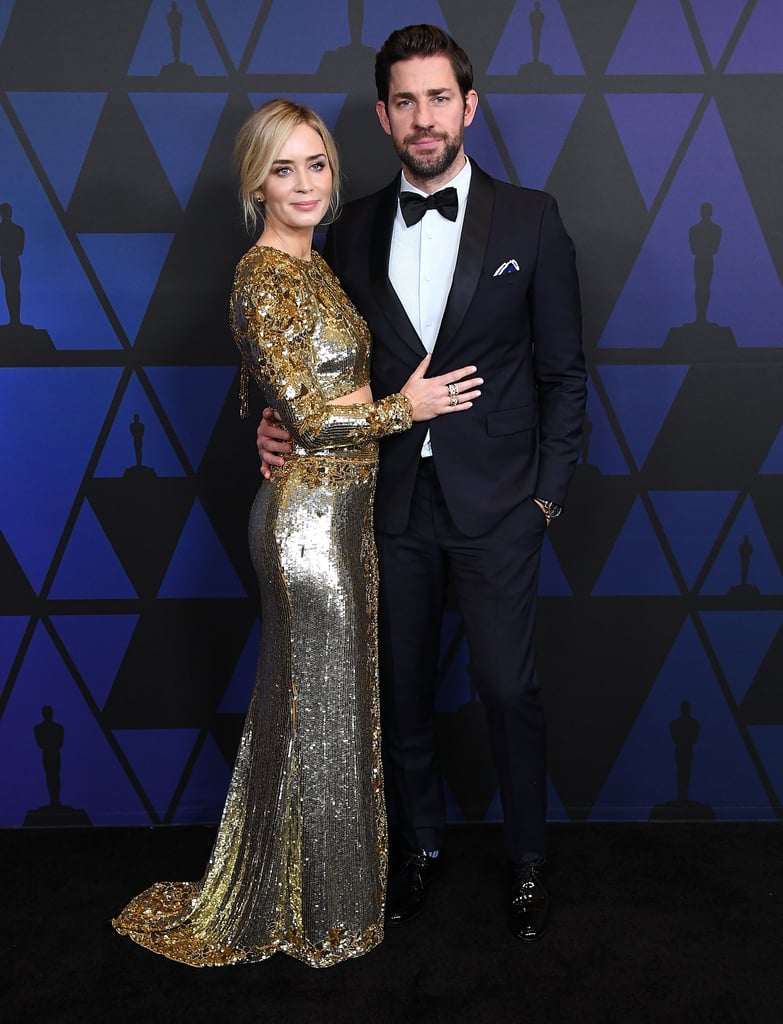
401 353 482 422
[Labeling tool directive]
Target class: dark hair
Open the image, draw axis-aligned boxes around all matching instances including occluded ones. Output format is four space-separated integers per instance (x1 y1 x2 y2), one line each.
374 24 474 104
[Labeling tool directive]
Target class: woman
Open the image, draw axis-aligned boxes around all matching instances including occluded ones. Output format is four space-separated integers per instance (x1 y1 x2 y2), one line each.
112 99 481 968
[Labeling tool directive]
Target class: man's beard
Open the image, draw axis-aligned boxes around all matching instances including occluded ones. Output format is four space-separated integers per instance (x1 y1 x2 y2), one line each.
395 129 463 181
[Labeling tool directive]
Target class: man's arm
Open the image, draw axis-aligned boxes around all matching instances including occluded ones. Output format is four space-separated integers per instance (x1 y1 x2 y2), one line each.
256 407 292 479
530 196 587 508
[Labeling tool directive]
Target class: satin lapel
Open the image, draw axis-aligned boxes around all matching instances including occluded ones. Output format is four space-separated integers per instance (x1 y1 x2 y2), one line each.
434 163 494 351
370 175 427 357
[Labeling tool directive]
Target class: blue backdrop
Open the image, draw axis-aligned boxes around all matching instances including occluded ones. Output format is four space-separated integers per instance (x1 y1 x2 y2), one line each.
1 0 781 827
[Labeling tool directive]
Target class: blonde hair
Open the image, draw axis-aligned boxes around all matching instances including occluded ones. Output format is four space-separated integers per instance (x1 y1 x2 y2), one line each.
234 98 341 235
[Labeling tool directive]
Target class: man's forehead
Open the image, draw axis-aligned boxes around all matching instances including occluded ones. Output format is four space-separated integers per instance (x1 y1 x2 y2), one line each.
388 54 458 91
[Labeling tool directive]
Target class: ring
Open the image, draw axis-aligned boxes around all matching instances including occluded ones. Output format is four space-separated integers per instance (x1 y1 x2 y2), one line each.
448 394 459 406
447 383 459 397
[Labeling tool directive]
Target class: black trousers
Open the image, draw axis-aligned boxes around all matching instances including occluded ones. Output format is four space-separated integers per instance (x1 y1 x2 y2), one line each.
376 457 548 864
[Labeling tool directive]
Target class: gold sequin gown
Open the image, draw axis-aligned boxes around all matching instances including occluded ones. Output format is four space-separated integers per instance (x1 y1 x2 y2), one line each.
112 246 412 968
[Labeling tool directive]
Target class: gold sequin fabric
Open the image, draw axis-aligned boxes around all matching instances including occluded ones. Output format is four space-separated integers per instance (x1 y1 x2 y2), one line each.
112 246 412 968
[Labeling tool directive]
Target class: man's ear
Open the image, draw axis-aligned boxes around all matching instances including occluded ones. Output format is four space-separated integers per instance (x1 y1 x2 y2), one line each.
463 89 479 129
375 100 392 136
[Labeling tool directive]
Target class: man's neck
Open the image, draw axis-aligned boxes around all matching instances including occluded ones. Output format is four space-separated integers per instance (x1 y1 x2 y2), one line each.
402 153 468 195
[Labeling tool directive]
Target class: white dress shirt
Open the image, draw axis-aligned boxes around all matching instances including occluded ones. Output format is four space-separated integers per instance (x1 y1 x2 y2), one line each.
389 158 473 457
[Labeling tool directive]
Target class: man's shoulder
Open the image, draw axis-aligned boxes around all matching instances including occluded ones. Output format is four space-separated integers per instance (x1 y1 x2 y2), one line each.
339 180 396 218
469 160 557 214
486 173 555 211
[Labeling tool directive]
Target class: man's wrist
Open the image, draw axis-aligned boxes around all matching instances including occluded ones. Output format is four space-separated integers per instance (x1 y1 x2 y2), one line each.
535 498 563 520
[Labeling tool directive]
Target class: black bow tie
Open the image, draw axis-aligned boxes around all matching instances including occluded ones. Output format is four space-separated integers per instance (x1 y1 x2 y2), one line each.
399 187 459 227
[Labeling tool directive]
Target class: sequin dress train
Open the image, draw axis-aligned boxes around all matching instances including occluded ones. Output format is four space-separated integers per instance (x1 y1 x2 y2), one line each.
112 247 412 968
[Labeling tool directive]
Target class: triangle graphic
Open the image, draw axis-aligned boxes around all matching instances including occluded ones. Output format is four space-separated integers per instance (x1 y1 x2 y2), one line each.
481 785 503 823
130 93 227 209
597 365 688 469
7 92 107 208
362 1 447 48
87 477 196 600
607 0 703 74
592 620 773 820
648 490 738 589
114 727 200 819
158 499 245 598
606 93 701 209
249 3 349 73
0 615 27 684
129 0 225 76
484 94 583 191
51 614 140 711
0 108 121 349
95 374 188 478
487 0 584 74
701 611 783 705
0 623 149 825
582 385 629 475
67 94 181 232
599 102 783 348
145 365 237 471
690 0 748 68
0 367 122 591
173 732 233 823
538 536 571 596
248 93 347 134
760 427 783 474
0 1 13 47
218 618 260 714
249 0 447 74
49 503 136 599
741 626 783 724
79 233 174 343
701 497 783 596
748 726 783 806
466 105 511 184
726 0 783 73
593 498 679 595
204 0 262 68
0 529 35 609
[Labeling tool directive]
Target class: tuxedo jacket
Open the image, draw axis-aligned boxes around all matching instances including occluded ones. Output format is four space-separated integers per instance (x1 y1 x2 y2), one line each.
324 161 586 538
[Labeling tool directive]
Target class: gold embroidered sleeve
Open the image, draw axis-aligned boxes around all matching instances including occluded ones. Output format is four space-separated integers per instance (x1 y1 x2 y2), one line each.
231 267 412 451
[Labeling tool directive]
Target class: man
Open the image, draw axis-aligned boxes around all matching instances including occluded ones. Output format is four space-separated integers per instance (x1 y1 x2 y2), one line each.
257 24 586 942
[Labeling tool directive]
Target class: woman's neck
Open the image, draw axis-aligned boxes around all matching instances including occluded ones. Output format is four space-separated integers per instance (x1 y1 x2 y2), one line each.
255 224 313 261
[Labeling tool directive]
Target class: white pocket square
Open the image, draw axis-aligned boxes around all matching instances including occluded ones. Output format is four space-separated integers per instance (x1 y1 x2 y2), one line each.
493 259 520 276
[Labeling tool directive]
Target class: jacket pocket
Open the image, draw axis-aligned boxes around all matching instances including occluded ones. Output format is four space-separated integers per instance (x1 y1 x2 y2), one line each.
485 405 538 437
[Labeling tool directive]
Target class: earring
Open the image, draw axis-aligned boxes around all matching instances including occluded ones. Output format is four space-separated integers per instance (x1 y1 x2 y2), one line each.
256 192 265 203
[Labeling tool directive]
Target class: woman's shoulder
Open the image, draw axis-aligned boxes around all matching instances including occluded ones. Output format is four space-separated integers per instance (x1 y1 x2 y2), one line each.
233 244 311 295
235 243 295 276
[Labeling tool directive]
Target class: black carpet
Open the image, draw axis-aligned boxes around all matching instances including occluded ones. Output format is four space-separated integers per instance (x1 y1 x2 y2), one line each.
4 823 781 1024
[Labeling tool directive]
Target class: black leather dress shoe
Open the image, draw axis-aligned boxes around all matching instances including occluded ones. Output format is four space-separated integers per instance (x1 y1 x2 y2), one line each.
386 849 439 925
510 859 549 942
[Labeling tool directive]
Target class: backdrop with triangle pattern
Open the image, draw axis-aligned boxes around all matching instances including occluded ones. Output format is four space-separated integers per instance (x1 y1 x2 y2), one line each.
1 0 781 827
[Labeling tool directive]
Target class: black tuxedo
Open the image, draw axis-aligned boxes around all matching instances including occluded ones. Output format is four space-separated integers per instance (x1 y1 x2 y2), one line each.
325 161 586 861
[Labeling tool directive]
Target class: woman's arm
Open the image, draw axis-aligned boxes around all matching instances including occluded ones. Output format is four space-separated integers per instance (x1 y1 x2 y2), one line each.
232 270 413 452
